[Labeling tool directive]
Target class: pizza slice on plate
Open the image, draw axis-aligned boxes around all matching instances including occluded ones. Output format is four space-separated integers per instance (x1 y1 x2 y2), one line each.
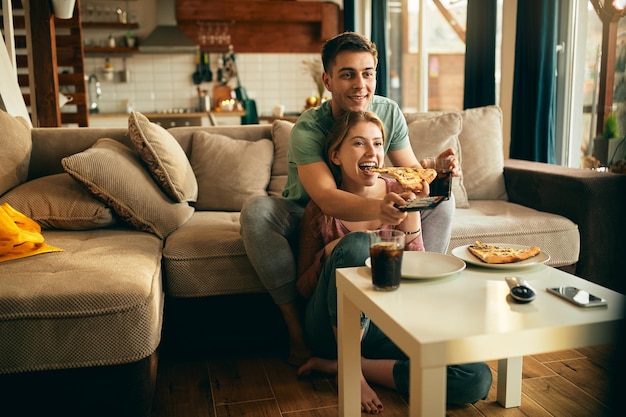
370 167 437 192
467 241 541 264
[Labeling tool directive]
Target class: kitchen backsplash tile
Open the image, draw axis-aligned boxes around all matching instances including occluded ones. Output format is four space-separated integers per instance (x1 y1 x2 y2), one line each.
85 53 326 117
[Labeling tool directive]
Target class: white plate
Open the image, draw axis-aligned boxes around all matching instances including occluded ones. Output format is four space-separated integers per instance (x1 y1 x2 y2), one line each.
451 243 551 269
365 251 466 279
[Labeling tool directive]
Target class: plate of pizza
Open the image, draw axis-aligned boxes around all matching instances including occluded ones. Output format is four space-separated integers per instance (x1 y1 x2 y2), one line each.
451 241 551 269
365 251 466 279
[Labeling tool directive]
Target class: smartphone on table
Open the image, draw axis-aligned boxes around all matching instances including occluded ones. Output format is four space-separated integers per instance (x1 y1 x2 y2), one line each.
546 286 607 308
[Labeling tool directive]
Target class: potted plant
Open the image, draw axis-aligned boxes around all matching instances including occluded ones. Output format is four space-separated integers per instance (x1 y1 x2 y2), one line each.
593 112 624 167
125 32 136 48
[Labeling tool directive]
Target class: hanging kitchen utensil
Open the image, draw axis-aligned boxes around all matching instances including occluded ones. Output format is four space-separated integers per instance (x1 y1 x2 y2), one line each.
203 52 213 82
192 50 202 85
216 55 226 85
228 47 258 124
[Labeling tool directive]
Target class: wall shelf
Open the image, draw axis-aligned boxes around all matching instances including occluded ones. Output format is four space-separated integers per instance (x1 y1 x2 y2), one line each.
82 22 139 29
84 46 138 55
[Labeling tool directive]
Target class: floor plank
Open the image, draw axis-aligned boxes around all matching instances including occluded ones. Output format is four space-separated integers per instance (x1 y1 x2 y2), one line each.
544 358 610 405
152 346 614 417
522 375 608 417
263 357 338 412
215 399 281 417
209 357 274 404
151 360 214 417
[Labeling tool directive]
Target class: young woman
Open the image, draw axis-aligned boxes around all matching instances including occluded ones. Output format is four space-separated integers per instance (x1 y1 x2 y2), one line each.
296 111 491 414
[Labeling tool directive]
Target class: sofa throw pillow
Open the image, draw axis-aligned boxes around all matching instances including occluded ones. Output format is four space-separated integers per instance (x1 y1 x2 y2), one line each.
0 173 116 230
458 106 508 201
404 112 470 208
0 110 32 196
128 111 198 203
269 120 292 197
191 131 274 211
62 138 194 239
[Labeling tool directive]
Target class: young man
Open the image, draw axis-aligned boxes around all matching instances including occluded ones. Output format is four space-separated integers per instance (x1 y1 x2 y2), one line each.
240 32 458 365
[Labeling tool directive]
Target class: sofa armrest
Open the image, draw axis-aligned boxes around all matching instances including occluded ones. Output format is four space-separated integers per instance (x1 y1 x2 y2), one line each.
503 159 626 293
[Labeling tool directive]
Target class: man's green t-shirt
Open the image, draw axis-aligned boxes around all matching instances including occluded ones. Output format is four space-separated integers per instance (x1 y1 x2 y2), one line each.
282 95 410 205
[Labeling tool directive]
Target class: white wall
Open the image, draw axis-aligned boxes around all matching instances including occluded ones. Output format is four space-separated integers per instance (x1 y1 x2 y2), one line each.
85 52 324 116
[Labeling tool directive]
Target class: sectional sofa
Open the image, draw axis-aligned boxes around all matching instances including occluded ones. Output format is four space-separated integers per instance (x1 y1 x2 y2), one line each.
0 105 623 416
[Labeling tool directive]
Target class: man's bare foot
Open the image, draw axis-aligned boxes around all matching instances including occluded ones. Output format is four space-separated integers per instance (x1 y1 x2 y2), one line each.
361 377 384 414
287 340 311 368
297 357 338 377
279 302 311 367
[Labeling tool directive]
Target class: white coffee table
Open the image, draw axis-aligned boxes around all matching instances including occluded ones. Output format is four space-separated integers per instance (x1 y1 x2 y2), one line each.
336 260 625 417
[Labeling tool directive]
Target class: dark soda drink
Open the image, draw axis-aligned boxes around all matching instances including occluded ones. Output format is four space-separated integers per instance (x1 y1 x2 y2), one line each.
430 171 452 199
370 242 403 290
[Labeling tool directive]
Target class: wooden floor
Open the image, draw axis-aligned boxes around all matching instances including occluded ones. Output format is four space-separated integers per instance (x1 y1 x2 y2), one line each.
151 343 615 417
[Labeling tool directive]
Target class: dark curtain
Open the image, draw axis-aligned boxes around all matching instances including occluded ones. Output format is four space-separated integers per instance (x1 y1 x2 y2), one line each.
343 0 355 32
510 0 558 163
463 0 497 109
371 0 388 97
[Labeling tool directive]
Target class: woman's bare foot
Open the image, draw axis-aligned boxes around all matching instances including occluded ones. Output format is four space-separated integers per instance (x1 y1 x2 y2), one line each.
297 356 338 377
361 377 384 414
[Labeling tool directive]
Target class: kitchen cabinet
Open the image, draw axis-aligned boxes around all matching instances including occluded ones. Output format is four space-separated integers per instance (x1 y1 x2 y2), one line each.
176 0 342 53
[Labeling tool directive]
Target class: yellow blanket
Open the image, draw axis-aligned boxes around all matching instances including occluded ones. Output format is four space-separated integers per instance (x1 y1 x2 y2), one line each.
0 203 63 263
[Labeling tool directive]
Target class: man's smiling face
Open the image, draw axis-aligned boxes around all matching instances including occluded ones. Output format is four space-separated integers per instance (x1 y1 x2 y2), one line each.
323 50 377 119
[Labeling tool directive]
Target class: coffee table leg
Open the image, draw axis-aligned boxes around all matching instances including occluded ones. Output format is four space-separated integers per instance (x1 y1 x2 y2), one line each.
409 361 446 417
337 289 362 417
497 357 523 407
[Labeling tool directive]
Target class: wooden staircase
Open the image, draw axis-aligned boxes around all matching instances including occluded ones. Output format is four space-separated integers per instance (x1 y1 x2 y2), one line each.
1 0 89 127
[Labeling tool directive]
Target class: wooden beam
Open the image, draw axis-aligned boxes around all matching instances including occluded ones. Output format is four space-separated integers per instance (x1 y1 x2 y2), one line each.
28 1 61 127
432 0 466 43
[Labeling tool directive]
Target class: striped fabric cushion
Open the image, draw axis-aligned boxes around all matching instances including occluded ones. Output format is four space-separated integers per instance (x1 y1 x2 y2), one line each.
62 138 194 239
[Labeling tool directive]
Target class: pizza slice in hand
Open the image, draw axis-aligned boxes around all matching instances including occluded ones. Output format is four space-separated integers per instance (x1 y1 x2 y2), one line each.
370 167 437 192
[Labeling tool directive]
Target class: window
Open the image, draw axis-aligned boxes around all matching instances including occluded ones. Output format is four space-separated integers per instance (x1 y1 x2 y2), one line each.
388 1 503 112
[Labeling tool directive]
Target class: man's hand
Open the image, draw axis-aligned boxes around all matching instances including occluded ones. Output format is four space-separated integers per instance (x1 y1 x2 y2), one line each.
420 148 462 177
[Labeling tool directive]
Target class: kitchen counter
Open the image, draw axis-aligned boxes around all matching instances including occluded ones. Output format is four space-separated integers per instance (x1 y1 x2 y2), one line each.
258 115 300 124
88 111 246 128
90 112 207 119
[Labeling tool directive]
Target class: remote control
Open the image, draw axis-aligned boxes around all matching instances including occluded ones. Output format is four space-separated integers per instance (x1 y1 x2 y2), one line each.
505 276 536 303
394 196 445 212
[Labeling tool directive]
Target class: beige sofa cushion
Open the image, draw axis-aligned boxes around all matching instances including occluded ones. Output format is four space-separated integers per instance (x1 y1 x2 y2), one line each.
191 131 274 211
0 110 31 196
269 120 291 197
0 229 163 373
62 138 194 239
162 211 264 297
458 106 508 200
403 112 470 208
128 111 198 203
0 173 116 230
447 200 579 267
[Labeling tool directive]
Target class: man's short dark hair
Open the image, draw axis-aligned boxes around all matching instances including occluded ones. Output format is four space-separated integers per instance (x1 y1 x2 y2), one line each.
321 32 378 72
